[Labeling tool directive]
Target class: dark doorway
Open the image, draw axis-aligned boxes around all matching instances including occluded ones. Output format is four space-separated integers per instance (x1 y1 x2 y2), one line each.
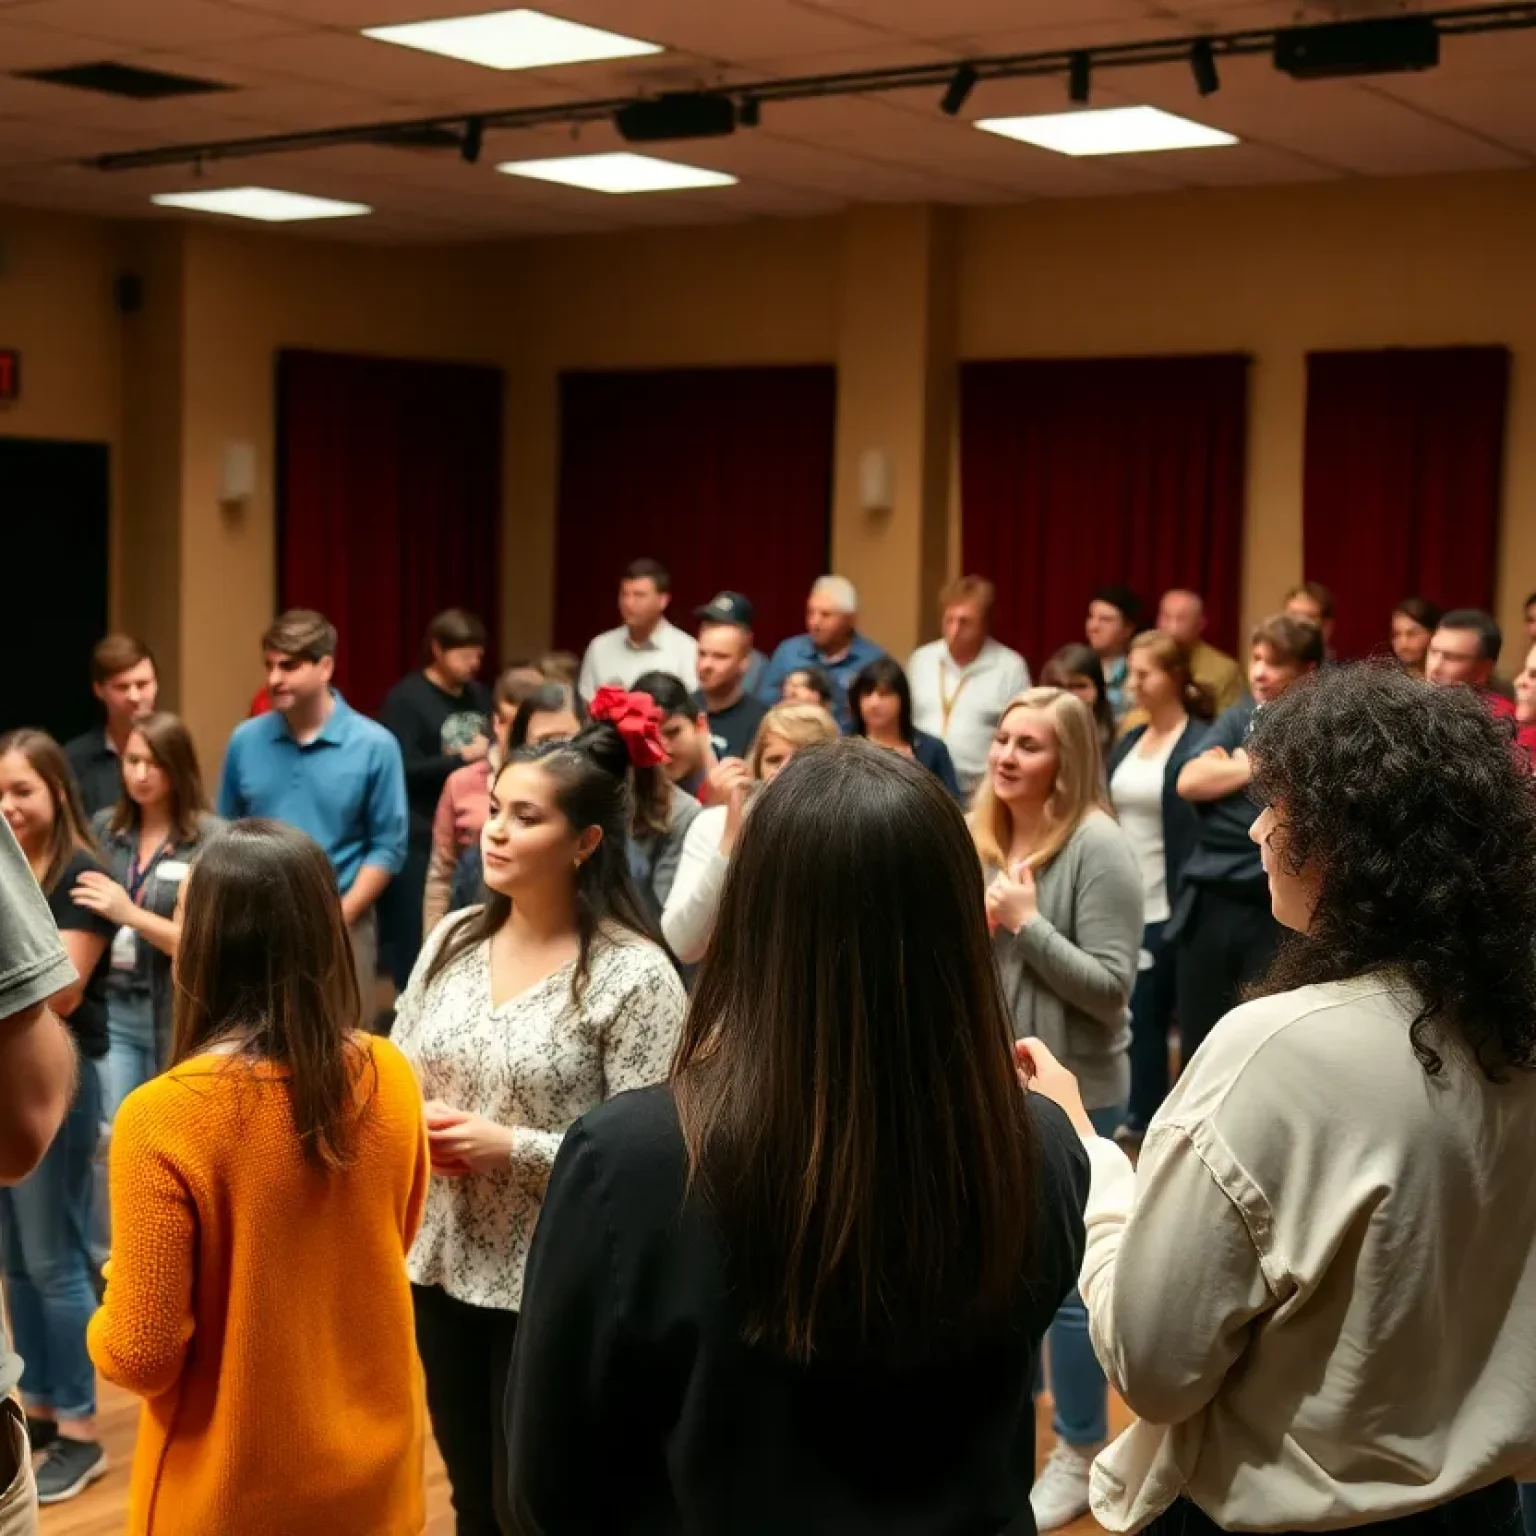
0 436 111 743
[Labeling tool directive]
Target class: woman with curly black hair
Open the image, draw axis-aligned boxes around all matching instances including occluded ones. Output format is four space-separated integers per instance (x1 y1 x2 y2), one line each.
1023 663 1536 1535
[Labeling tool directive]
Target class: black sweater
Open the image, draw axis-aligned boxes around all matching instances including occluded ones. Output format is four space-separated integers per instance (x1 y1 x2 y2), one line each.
505 1084 1089 1536
379 671 491 838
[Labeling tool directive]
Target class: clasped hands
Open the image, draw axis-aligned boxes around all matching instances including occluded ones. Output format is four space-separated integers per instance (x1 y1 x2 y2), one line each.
425 1100 514 1177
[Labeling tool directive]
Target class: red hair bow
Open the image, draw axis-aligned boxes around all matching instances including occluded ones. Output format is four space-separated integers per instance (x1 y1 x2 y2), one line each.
588 686 668 769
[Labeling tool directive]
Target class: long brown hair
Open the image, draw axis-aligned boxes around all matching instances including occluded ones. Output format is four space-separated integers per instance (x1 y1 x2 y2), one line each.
172 820 372 1171
1127 631 1215 721
970 688 1109 874
674 738 1040 1363
106 712 210 844
0 729 98 893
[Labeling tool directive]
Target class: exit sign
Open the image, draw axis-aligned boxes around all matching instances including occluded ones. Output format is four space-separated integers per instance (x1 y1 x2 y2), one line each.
0 351 17 402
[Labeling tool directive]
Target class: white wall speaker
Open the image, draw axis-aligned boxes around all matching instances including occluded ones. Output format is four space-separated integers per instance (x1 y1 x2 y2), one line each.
858 448 895 513
220 441 257 505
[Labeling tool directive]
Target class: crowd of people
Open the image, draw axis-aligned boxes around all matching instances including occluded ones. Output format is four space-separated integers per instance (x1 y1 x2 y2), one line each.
0 555 1534 1536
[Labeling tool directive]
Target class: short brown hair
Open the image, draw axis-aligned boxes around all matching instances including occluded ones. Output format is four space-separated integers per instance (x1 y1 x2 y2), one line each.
623 558 670 593
424 608 488 656
261 609 337 662
91 634 155 686
1252 613 1326 668
538 651 580 687
106 712 209 845
1285 581 1334 619
938 575 996 620
494 665 545 711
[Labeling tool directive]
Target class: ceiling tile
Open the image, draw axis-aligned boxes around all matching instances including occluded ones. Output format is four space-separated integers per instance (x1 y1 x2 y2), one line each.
3 0 306 46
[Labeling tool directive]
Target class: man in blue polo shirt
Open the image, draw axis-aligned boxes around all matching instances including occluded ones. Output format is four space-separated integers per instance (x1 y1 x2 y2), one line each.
218 609 407 1022
758 574 884 731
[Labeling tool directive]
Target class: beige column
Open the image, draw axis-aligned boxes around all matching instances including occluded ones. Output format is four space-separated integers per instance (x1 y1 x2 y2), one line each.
830 205 958 660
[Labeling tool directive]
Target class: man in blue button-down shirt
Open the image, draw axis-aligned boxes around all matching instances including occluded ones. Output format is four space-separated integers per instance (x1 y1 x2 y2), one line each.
758 575 885 732
218 610 408 1020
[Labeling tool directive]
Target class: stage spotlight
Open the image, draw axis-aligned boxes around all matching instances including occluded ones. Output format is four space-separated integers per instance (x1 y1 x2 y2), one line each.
940 63 978 116
461 117 484 164
738 95 761 127
1068 51 1091 105
1190 39 1220 96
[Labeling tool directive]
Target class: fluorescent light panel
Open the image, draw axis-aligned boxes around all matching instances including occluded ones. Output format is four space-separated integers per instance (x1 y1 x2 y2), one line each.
976 105 1238 156
496 151 736 194
150 187 372 222
363 8 660 70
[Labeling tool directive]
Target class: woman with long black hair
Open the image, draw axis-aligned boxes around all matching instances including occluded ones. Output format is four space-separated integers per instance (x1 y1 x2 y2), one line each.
847 656 962 799
506 739 1090 1534
396 711 687 1535
1028 663 1536 1535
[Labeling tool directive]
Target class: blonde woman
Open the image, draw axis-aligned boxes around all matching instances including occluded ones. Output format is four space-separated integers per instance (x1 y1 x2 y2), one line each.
662 703 839 964
972 687 1142 1533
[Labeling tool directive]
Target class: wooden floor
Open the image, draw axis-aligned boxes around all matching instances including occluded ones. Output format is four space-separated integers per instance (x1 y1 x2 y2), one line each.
38 1377 1130 1534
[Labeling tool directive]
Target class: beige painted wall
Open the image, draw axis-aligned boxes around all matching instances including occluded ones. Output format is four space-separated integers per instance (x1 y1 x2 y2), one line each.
173 226 509 760
7 167 1536 772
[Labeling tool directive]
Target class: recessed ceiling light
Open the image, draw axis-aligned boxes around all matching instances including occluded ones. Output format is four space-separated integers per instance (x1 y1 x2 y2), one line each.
976 105 1238 156
150 187 372 222
496 151 736 194
362 9 661 71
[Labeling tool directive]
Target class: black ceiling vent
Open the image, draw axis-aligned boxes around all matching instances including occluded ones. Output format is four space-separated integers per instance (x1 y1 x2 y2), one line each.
15 61 231 99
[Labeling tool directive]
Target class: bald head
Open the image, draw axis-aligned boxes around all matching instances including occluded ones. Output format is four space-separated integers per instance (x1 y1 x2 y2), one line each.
1158 589 1206 648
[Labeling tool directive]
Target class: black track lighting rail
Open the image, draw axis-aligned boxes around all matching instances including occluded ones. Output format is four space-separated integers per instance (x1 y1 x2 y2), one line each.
87 2 1536 174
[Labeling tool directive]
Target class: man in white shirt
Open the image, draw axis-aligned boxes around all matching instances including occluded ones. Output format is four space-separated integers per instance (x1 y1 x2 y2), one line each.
909 575 1030 801
578 559 699 701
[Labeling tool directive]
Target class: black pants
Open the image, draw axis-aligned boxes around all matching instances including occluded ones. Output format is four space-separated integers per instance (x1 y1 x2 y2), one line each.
1174 887 1281 1067
1145 1481 1522 1535
413 1283 518 1536
1126 919 1177 1134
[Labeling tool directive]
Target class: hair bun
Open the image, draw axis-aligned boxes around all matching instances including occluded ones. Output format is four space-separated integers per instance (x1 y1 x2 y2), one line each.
571 720 632 782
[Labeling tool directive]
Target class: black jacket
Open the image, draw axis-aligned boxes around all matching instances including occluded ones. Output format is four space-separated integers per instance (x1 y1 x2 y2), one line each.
505 1084 1089 1536
1107 718 1205 917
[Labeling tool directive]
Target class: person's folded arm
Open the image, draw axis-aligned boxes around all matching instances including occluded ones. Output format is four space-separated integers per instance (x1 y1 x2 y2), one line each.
88 1093 197 1400
1177 752 1253 803
1078 1124 1279 1425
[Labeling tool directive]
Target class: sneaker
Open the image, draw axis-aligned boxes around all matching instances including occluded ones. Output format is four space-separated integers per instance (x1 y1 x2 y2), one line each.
24 1415 58 1454
1030 1439 1098 1532
34 1436 107 1504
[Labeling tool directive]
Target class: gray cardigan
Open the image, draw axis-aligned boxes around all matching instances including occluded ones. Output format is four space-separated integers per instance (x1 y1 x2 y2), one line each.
990 811 1144 1111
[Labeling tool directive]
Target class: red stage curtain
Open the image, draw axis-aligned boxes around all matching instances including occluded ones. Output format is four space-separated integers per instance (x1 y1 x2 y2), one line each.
1303 347 1509 660
959 355 1248 670
553 366 835 656
277 350 503 718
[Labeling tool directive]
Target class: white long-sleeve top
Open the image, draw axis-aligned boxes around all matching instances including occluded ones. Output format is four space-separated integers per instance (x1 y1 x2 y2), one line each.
660 803 730 964
1078 976 1536 1533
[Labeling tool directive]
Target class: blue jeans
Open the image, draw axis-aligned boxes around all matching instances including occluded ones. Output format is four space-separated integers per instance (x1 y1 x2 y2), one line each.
0 1060 101 1420
104 990 160 1119
1520 1482 1535 1535
1046 1101 1125 1448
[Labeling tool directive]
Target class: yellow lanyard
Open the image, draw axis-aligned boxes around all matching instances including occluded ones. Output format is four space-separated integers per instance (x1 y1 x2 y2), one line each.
939 658 973 735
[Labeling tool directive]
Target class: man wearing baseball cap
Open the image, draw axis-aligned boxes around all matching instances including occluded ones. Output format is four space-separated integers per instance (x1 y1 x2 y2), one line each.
693 593 769 761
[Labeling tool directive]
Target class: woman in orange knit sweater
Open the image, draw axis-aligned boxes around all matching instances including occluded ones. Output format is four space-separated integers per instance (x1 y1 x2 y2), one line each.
88 820 430 1536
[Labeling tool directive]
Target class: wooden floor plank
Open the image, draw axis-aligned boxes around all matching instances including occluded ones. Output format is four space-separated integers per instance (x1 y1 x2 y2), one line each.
38 1378 1126 1534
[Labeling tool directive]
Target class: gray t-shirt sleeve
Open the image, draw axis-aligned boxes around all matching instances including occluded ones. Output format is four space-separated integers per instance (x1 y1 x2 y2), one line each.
0 817 76 1018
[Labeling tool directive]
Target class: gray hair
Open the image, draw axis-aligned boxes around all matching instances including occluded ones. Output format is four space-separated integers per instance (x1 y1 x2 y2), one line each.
811 575 858 615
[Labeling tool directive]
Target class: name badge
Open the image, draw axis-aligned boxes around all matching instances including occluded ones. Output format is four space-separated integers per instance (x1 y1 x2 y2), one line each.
157 861 191 884
111 924 138 972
